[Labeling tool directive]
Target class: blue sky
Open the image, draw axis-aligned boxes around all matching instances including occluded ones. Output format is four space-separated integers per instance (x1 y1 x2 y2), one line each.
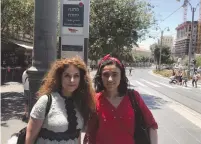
138 0 200 50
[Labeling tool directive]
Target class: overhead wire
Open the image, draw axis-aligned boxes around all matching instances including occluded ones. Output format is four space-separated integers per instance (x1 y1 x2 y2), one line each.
160 5 183 23
143 3 184 48
148 5 183 38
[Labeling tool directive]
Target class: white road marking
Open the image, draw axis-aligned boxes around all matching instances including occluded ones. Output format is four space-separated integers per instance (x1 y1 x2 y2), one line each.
140 79 160 87
136 85 201 129
180 86 191 90
153 81 175 89
169 102 201 129
135 80 148 87
173 84 191 90
138 87 153 96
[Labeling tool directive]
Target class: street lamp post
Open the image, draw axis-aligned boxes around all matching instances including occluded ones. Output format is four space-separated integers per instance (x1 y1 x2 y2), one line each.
159 30 164 70
156 27 170 70
27 0 58 115
186 1 200 78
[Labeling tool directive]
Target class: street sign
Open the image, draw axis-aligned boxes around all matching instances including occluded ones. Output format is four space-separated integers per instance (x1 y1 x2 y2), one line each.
63 4 84 27
61 45 83 59
62 45 83 51
62 3 84 35
60 0 90 64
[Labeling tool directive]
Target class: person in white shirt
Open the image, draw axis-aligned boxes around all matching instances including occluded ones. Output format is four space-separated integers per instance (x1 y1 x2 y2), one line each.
192 71 200 88
22 69 29 121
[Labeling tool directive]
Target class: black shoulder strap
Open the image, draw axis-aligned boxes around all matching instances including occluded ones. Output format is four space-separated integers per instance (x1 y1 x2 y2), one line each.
128 89 143 117
128 89 137 112
128 89 146 124
24 77 28 83
45 94 52 117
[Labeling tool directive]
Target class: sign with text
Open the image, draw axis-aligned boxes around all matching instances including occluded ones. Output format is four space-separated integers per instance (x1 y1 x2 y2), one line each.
61 45 84 59
60 0 90 62
62 45 83 51
63 4 84 27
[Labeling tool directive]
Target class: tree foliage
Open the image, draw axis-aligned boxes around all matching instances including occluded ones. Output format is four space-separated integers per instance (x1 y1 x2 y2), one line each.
195 56 201 67
89 0 155 61
134 55 150 63
1 0 34 42
151 44 173 65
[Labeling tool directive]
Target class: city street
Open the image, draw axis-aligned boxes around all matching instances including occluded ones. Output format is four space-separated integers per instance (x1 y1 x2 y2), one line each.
125 68 201 144
1 69 201 144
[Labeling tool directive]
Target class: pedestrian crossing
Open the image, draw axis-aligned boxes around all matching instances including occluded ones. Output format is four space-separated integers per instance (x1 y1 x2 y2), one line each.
130 78 201 90
140 79 160 87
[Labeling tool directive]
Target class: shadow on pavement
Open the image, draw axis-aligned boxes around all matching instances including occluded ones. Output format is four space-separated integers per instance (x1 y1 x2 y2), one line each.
128 84 168 110
1 92 24 122
140 93 169 110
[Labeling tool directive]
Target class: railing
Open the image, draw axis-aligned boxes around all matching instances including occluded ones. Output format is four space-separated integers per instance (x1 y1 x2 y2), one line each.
1 67 26 85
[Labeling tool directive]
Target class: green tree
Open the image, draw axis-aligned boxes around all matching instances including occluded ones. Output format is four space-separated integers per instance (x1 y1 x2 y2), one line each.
1 0 34 42
151 44 172 65
134 55 143 63
195 56 201 67
89 0 155 61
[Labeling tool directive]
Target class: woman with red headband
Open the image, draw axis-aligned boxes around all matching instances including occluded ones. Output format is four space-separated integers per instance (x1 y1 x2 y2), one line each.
84 54 158 144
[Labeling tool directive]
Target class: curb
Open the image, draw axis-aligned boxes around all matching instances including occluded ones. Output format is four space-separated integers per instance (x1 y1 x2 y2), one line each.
148 70 169 80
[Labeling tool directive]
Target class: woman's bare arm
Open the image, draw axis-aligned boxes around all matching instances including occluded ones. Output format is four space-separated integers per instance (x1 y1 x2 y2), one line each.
25 118 44 144
149 128 158 144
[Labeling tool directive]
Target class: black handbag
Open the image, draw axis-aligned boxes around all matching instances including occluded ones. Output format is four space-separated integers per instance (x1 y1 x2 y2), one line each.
128 89 150 144
16 94 52 144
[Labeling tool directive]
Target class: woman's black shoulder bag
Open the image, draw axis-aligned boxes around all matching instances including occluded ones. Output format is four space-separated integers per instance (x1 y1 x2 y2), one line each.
128 89 150 144
16 94 52 144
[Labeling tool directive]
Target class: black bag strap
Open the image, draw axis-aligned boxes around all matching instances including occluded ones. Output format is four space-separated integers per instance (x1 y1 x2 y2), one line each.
128 89 145 124
45 94 52 117
128 89 138 113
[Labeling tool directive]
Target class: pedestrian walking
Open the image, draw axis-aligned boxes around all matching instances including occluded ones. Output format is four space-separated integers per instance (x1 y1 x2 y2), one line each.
24 57 96 144
129 67 133 76
22 69 29 122
182 70 188 87
84 54 158 144
192 71 200 88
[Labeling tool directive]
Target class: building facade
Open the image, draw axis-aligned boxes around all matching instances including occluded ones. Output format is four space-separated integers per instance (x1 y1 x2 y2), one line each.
174 21 198 58
159 36 174 49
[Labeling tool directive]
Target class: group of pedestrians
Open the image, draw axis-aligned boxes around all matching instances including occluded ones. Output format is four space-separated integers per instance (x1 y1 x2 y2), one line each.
11 54 158 144
170 69 200 88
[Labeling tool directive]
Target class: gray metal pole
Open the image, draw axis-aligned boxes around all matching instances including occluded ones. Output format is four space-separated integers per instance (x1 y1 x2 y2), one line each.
27 0 58 115
84 0 90 66
159 31 163 70
188 7 195 78
84 38 89 65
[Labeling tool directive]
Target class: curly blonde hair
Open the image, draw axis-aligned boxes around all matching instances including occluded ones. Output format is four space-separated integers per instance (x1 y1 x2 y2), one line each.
38 56 96 125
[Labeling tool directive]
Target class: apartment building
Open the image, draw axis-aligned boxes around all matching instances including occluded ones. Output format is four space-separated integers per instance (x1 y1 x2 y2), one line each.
174 21 198 58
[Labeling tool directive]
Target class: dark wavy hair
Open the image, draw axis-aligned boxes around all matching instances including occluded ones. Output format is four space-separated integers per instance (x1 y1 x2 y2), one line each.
38 57 96 126
94 59 129 96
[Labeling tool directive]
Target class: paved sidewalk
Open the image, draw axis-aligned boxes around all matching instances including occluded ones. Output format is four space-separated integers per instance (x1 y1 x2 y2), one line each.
1 82 27 144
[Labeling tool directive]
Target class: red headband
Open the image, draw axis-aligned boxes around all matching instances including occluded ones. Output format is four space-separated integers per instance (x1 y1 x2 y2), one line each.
98 54 123 67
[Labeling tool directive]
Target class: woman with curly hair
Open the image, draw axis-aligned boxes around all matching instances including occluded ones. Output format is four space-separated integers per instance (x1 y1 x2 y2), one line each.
25 57 96 144
84 54 158 144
